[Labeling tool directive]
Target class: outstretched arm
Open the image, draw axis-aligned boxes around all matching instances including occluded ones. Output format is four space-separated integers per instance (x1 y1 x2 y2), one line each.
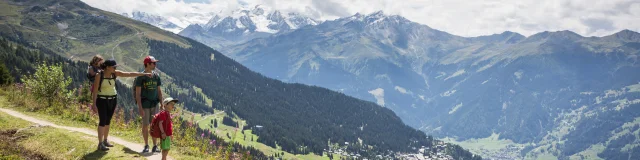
115 70 151 77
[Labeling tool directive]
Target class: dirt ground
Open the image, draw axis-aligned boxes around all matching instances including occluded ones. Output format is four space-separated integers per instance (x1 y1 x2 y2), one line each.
0 129 47 160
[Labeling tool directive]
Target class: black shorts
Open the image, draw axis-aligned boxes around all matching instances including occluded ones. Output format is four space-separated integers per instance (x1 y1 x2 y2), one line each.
96 96 117 126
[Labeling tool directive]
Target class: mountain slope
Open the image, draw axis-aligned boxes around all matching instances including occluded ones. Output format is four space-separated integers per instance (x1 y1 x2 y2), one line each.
0 0 480 159
221 11 640 159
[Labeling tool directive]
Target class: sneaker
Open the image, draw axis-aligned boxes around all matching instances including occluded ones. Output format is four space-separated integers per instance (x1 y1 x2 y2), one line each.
152 145 161 153
142 145 149 153
103 140 114 147
98 142 110 151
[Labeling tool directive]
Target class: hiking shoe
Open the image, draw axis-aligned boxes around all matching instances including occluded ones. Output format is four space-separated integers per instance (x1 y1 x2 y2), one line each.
98 142 109 151
103 140 114 147
142 145 149 153
152 145 160 153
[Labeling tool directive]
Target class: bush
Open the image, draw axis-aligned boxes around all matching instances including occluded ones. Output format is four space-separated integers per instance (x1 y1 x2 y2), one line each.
21 62 74 109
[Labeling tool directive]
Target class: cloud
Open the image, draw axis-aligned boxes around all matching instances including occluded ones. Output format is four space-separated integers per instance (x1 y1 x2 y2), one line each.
368 88 385 106
81 0 640 37
309 0 351 18
581 18 615 35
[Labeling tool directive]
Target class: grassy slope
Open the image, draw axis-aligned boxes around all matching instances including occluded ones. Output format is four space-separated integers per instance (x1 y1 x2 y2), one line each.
0 98 143 160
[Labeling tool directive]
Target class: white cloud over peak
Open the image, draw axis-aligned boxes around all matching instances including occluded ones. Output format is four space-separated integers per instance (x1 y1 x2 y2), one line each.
82 0 640 37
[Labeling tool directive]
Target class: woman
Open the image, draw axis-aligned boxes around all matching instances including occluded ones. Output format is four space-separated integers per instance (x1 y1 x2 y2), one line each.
91 59 151 151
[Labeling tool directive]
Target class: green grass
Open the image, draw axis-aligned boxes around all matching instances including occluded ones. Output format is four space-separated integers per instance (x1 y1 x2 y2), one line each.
0 107 143 160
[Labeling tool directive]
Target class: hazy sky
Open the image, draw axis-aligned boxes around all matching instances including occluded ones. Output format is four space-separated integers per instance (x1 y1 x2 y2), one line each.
82 0 640 37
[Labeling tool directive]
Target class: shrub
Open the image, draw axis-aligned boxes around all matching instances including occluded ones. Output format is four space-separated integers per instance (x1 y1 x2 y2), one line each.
21 62 74 110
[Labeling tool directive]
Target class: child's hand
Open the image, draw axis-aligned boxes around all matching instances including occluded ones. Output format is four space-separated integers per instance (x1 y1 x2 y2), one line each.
161 133 166 139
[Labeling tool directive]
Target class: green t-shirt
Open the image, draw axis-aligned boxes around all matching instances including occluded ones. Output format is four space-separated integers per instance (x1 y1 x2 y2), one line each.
135 72 161 108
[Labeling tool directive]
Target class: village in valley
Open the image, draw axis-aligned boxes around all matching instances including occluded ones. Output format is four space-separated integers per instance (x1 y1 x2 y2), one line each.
324 141 456 160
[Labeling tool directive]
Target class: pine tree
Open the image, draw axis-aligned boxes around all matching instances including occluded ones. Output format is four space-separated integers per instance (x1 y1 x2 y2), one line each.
0 63 13 85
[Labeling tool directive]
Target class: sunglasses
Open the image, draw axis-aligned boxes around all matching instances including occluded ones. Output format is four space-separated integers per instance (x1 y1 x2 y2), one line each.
149 62 157 65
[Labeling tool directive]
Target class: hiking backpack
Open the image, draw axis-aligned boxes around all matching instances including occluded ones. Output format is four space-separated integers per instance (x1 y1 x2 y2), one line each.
150 112 163 138
86 66 100 82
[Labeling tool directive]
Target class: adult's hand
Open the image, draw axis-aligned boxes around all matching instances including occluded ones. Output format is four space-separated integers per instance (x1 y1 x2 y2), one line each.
91 104 98 115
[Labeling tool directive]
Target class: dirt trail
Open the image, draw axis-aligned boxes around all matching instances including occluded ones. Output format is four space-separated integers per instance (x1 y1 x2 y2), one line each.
0 108 171 160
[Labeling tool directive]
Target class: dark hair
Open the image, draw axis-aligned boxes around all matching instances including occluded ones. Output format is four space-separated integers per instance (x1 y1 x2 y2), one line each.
101 59 117 69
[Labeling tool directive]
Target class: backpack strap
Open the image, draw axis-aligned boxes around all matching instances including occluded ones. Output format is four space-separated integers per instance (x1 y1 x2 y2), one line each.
97 71 117 93
98 71 104 92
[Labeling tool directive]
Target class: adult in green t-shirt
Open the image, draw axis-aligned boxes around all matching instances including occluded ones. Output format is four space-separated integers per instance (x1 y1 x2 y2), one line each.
135 55 163 153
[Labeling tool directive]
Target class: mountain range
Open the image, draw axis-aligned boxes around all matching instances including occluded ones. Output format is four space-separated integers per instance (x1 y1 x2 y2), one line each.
179 5 320 49
181 9 640 160
0 0 481 159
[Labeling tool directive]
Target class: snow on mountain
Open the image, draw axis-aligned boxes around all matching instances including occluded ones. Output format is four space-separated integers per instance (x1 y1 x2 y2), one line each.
179 5 320 48
121 11 184 33
203 5 319 33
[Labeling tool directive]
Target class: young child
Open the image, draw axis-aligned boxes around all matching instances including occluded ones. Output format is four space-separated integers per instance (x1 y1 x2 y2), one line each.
158 97 178 160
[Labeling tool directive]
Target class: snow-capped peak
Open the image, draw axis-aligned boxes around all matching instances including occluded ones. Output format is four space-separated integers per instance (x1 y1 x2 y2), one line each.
368 10 386 18
365 11 387 24
201 5 318 34
204 15 222 29
122 11 184 33
339 10 408 26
